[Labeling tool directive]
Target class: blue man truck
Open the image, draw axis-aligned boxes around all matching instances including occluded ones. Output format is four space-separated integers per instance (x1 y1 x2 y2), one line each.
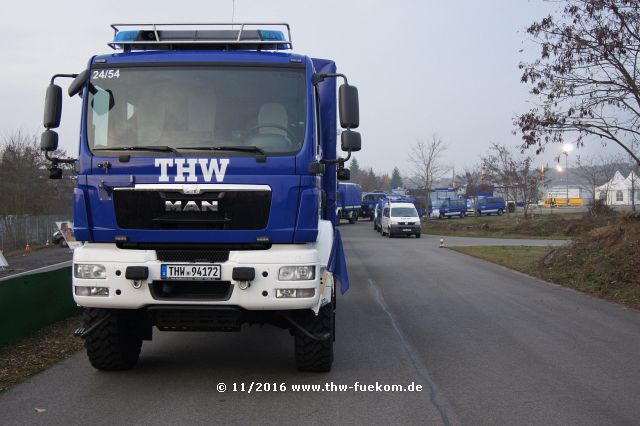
337 182 362 224
40 23 361 372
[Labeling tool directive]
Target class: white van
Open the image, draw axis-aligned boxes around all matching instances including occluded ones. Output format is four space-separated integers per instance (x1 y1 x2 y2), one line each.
380 202 421 238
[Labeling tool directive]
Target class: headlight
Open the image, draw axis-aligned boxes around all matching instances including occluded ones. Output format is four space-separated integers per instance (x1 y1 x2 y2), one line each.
74 264 106 279
74 286 109 297
278 266 316 281
275 288 315 298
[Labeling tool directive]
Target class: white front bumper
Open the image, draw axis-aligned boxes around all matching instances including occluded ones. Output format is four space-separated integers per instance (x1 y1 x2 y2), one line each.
72 242 330 310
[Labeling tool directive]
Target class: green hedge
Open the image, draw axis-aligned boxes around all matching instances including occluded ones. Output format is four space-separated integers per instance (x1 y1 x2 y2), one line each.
0 266 79 346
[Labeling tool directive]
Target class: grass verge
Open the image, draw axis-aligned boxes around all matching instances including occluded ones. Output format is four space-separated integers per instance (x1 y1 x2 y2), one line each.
422 212 616 240
450 216 640 309
449 246 552 275
0 316 83 393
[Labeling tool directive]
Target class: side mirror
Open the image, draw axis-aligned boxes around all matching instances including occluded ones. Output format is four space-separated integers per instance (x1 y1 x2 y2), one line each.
341 130 361 152
339 84 359 129
40 130 59 152
68 69 90 97
337 168 351 181
43 84 63 129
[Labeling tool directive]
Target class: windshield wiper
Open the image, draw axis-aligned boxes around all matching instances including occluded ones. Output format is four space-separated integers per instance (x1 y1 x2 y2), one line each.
93 146 183 156
180 145 266 156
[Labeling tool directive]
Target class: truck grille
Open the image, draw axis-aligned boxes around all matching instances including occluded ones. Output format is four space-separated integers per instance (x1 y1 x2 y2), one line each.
113 190 271 230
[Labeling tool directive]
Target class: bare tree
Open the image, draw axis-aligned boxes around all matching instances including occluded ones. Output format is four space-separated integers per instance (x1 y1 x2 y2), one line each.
574 153 625 205
481 144 540 217
515 0 640 166
0 132 74 216
407 135 449 201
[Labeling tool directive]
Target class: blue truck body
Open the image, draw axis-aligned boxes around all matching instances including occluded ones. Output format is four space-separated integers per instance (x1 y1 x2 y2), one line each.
41 24 360 372
360 192 385 219
337 183 362 224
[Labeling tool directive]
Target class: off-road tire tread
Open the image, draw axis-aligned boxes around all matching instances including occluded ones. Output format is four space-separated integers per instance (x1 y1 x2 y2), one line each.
294 304 334 372
83 308 142 371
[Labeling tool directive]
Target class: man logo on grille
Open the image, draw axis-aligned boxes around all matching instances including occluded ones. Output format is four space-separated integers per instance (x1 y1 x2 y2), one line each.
165 201 218 212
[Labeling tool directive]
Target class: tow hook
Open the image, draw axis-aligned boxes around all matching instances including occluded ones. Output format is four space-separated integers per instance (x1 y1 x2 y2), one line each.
233 267 255 291
73 313 111 339
281 314 331 341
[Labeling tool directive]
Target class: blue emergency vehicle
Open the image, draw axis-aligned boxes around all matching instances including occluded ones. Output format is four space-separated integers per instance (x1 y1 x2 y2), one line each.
360 192 385 220
337 182 362 224
40 23 361 372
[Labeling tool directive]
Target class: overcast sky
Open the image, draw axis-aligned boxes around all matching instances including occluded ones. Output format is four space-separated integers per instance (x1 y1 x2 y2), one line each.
2 0 616 177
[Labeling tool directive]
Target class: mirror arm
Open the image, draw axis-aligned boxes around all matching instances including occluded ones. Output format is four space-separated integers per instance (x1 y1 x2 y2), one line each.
320 150 352 166
50 73 79 85
45 149 77 164
312 73 349 86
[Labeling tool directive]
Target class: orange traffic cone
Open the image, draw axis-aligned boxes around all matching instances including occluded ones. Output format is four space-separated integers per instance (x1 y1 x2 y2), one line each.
439 238 445 248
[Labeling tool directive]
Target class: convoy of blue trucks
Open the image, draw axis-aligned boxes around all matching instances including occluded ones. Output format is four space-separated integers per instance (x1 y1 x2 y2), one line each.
41 23 361 372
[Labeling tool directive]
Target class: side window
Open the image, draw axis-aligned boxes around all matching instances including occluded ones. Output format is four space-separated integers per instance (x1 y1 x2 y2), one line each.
616 191 623 202
383 207 390 217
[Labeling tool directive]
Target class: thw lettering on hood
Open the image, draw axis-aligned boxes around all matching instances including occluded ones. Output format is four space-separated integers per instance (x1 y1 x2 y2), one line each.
155 158 229 183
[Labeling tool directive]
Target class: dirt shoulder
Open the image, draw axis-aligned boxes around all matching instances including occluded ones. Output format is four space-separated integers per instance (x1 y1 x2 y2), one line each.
0 316 83 393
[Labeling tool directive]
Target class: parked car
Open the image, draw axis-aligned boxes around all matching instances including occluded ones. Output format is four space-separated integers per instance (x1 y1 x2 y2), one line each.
380 201 421 238
475 196 506 216
430 199 467 219
373 200 384 232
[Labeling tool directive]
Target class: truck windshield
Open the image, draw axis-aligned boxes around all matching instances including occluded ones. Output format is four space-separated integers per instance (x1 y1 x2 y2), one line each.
86 66 306 155
391 207 417 217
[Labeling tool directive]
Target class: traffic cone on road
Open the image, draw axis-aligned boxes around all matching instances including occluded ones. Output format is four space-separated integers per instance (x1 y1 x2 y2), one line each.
439 238 445 248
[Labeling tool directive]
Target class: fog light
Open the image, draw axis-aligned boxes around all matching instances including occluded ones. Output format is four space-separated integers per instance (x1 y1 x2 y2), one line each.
278 266 316 281
276 288 315 298
74 264 106 279
75 286 109 297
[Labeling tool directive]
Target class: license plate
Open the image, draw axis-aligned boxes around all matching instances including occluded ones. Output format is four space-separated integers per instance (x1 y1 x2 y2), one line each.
403 228 411 232
161 264 221 280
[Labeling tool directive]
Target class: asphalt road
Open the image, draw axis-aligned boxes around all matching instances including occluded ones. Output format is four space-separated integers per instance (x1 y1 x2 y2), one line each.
0 246 72 279
2 223 640 425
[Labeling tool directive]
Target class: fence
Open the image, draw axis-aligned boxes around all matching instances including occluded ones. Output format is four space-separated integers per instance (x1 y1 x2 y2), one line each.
0 214 71 252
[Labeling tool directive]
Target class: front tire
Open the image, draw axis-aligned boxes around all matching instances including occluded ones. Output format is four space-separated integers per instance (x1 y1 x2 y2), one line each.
294 304 334 372
83 308 143 371
497 209 504 216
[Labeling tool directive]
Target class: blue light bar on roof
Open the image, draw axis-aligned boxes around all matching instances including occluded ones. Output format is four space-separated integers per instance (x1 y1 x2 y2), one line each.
258 30 285 41
109 23 293 51
113 30 143 43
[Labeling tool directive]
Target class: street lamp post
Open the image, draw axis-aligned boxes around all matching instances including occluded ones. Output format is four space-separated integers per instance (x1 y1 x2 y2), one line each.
561 144 573 206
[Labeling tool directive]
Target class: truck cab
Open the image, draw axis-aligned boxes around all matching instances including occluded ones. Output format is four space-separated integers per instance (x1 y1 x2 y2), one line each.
40 23 361 372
